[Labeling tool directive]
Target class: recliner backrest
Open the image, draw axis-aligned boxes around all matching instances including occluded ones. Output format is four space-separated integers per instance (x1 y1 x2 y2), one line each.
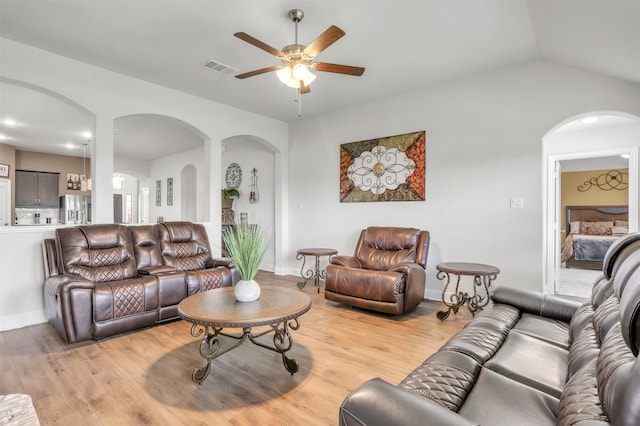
56 224 137 282
157 221 212 271
355 227 428 271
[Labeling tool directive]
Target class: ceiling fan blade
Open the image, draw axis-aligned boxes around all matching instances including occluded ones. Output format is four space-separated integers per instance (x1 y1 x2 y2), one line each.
299 82 311 95
303 25 345 57
234 32 283 57
315 62 365 76
235 66 282 79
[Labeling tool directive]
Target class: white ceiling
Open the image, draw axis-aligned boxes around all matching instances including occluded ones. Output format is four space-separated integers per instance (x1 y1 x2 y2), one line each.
0 0 638 159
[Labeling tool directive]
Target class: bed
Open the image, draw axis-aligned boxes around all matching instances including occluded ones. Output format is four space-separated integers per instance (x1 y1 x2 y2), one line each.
561 205 629 270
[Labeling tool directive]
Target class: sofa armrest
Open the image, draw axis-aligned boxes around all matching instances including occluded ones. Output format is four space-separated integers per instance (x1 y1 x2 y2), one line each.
207 257 234 269
44 275 96 343
138 265 176 275
340 378 477 426
331 255 363 268
45 274 94 296
490 286 584 323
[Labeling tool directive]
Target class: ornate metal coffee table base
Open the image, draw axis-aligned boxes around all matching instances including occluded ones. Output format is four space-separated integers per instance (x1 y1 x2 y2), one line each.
189 319 300 384
435 262 500 321
178 286 311 385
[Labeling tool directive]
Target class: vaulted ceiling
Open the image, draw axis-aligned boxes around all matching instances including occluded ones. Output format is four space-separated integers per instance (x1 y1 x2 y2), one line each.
1 0 638 158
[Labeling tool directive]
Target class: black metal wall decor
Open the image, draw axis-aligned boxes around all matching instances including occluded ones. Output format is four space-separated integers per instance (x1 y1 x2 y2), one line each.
249 168 259 204
577 170 628 192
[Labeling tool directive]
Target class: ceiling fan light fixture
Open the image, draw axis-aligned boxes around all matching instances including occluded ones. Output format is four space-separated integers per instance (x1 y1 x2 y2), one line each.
277 66 316 89
292 63 309 80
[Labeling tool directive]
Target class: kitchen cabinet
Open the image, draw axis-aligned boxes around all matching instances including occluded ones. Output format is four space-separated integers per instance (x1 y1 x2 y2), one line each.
16 171 60 207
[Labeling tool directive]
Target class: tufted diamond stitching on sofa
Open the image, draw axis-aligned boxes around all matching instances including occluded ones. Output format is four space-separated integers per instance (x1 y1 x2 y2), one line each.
92 247 121 267
199 270 224 291
399 362 475 412
173 242 195 258
557 369 607 426
112 281 144 318
94 265 125 283
596 323 636 417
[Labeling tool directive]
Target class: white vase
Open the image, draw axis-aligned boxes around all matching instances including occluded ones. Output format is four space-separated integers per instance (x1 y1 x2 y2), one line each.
234 279 261 302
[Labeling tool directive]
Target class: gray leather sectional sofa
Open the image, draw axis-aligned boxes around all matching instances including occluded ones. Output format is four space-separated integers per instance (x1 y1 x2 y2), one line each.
339 233 640 426
43 221 239 343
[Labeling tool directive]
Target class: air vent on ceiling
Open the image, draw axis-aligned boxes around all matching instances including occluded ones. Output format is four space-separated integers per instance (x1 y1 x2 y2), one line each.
202 59 237 75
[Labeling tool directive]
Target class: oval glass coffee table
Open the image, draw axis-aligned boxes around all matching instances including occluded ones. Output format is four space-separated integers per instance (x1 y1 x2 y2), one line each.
178 285 312 384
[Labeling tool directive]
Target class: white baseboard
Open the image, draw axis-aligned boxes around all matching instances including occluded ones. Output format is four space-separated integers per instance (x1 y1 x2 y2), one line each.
0 310 47 331
424 288 442 302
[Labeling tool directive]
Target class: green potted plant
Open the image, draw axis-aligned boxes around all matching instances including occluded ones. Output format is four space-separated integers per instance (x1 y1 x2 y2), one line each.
221 187 240 209
222 222 270 302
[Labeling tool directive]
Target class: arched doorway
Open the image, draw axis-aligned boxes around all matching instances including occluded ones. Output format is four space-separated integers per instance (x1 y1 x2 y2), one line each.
543 112 640 296
113 114 208 222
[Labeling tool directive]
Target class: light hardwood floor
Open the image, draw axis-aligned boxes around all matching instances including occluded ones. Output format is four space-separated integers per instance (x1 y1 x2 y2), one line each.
0 272 472 425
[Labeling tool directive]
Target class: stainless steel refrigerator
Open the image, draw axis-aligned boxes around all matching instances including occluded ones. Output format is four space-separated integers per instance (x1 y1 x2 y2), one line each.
59 194 92 224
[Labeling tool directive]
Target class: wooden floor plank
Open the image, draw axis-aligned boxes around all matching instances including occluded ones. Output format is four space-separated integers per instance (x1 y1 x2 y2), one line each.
1 272 471 425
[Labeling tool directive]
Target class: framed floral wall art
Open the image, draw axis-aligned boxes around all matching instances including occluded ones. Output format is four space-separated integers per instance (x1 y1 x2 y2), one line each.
340 131 425 202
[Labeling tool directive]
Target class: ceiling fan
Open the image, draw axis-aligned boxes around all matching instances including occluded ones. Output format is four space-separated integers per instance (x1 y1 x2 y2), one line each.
234 9 365 95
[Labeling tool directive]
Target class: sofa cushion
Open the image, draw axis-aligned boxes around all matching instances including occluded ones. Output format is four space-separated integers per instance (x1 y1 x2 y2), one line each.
458 368 558 426
325 267 404 303
484 331 568 398
511 313 570 349
440 319 509 364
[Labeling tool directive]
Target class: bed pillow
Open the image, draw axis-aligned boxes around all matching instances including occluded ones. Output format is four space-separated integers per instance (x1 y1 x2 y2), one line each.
615 220 629 227
611 226 629 236
569 221 581 235
581 221 614 235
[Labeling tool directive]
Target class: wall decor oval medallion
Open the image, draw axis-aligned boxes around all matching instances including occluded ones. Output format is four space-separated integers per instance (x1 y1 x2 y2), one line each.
225 163 242 188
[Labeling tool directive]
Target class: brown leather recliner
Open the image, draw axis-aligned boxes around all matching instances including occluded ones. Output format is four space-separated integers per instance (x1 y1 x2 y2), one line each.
46 224 160 342
156 221 240 295
325 227 430 314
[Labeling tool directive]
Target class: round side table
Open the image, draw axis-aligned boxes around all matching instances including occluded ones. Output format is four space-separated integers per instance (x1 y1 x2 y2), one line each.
296 248 338 293
435 262 500 321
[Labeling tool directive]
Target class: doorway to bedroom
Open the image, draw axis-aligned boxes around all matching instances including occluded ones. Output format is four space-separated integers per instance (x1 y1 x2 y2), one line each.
544 113 640 298
556 158 629 297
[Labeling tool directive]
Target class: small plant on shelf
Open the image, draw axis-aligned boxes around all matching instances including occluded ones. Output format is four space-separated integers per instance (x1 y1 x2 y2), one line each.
221 188 240 199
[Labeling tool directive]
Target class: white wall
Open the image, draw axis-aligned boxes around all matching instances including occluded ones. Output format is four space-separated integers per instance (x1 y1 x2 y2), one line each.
288 60 640 298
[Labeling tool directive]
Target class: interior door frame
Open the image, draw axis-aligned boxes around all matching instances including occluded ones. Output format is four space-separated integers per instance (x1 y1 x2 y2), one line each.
544 148 638 295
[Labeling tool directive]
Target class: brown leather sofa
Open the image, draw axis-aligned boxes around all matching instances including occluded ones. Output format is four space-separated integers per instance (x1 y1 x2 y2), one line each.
339 232 640 426
325 227 430 314
43 221 238 343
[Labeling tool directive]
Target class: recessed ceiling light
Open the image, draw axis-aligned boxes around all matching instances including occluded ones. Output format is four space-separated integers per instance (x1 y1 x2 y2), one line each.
621 153 630 159
64 142 75 149
581 116 598 124
1 118 19 127
81 131 92 139
0 134 9 140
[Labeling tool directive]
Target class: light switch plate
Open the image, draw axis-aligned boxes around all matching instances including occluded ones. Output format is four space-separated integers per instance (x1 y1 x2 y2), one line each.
510 197 524 209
